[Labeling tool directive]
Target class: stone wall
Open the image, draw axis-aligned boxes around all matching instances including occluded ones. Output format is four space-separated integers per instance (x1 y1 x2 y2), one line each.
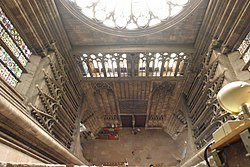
0 142 43 164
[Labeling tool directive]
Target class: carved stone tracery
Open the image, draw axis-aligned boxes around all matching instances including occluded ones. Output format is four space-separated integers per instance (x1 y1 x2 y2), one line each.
186 51 234 148
28 45 80 149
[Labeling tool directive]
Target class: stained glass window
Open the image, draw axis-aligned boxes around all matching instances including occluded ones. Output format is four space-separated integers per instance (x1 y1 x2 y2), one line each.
0 7 32 87
238 32 250 71
0 46 22 78
0 62 18 87
0 7 32 59
0 24 28 66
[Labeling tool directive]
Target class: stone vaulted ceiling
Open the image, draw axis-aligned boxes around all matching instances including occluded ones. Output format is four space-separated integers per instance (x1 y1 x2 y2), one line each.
0 0 220 137
53 0 209 135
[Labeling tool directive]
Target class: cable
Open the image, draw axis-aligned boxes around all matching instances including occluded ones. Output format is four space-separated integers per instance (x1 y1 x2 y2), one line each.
204 143 213 167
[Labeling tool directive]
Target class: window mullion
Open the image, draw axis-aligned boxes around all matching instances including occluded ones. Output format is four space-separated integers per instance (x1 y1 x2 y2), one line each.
0 39 27 73
0 21 30 62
